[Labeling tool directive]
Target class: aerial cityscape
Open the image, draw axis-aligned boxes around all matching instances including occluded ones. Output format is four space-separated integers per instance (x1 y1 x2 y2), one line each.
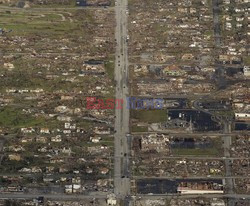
0 0 249 205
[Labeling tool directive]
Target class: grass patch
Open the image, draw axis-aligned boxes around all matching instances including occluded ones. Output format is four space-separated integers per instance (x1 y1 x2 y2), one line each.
172 137 222 156
131 125 148 132
0 10 92 38
214 110 235 119
31 0 76 8
131 109 167 123
76 119 93 130
243 56 250 65
0 107 62 130
172 147 221 156
0 0 76 8
104 60 115 81
4 20 81 37
0 107 45 128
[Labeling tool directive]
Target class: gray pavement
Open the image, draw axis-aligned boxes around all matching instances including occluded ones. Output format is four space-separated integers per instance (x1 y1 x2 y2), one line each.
223 122 234 195
114 0 130 201
0 193 106 200
0 5 113 11
136 193 250 200
132 176 250 180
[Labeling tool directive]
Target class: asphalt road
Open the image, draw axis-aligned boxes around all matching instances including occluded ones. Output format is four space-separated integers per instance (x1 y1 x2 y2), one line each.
133 176 250 180
0 5 113 11
0 194 106 200
136 193 250 200
1 193 250 201
114 0 130 201
223 122 234 195
212 1 235 205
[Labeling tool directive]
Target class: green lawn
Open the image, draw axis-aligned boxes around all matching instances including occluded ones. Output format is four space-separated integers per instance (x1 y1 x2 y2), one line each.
0 107 62 129
0 10 92 37
131 125 148 132
104 60 115 81
172 137 223 156
0 107 45 128
172 147 221 156
0 1 76 8
131 109 167 123
31 0 76 8
243 56 250 65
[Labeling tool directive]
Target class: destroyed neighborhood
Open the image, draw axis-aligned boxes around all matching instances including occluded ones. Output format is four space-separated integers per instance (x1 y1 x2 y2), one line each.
0 0 249 206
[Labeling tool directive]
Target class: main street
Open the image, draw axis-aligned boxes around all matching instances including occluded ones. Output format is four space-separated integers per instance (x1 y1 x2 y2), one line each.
1 193 250 201
0 5 113 11
0 194 106 200
212 0 235 205
114 0 130 202
223 121 235 206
